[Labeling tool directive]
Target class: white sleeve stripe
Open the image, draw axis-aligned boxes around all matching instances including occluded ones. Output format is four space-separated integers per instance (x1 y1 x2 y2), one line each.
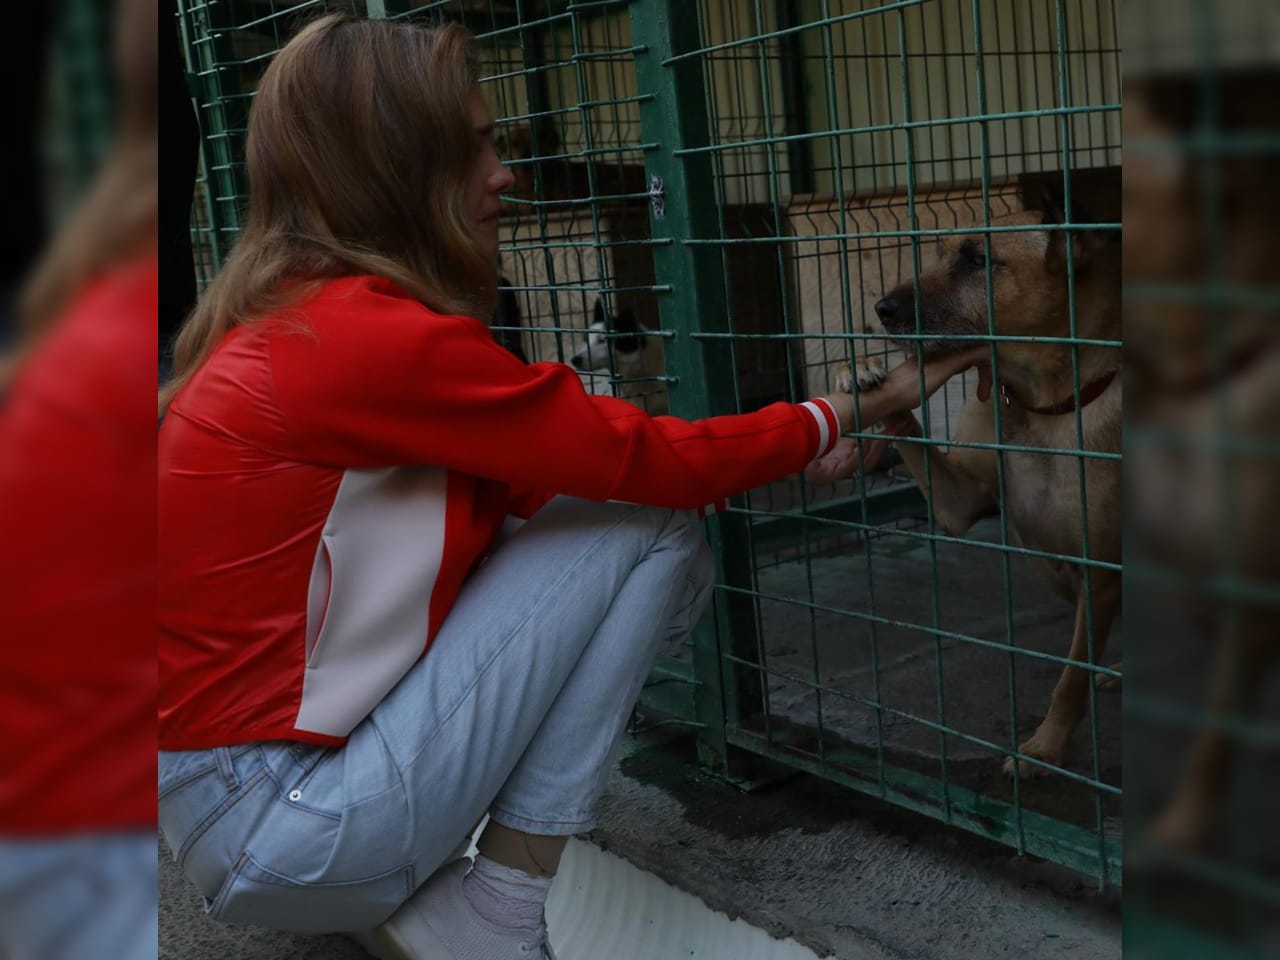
814 396 844 453
800 400 831 458
813 397 840 453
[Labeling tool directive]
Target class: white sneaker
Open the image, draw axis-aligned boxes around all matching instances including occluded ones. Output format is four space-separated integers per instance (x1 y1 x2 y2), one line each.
352 859 556 960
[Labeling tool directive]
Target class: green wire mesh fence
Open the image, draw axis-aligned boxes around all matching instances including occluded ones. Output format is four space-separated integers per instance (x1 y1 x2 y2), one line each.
177 0 1130 894
653 0 1122 890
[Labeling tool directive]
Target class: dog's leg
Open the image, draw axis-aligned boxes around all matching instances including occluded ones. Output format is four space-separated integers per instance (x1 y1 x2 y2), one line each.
1004 578 1119 778
1096 661 1122 692
1148 614 1274 851
892 398 999 537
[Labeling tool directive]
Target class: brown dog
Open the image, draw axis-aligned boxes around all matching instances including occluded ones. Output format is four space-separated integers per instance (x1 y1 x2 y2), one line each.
870 199 1122 778
1125 77 1280 854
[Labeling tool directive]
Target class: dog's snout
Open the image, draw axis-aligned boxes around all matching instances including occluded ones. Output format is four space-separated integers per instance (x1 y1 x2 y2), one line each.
570 354 584 370
875 297 901 321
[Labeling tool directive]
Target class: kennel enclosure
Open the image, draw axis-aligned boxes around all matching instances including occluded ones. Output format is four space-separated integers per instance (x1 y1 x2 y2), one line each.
177 0 1123 894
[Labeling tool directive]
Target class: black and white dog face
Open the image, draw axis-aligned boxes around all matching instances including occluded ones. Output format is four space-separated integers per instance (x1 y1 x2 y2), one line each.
569 301 645 373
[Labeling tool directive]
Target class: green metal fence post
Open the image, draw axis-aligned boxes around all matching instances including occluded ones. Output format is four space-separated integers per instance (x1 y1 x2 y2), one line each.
176 5 226 278
630 0 767 782
774 0 814 196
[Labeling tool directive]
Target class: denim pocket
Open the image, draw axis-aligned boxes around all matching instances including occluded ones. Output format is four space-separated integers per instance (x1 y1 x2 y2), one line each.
206 850 414 934
159 744 252 795
160 749 271 868
157 750 218 800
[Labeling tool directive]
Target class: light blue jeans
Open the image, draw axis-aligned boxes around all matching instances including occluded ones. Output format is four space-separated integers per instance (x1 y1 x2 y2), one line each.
159 497 714 934
0 834 157 960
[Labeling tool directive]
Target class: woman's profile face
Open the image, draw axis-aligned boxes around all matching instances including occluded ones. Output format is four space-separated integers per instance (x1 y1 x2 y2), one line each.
466 88 515 261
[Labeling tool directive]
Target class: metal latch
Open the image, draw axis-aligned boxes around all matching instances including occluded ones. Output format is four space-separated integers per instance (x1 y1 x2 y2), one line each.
649 175 665 220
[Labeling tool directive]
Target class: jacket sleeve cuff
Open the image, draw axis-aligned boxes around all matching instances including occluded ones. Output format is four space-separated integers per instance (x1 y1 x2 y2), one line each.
799 398 841 460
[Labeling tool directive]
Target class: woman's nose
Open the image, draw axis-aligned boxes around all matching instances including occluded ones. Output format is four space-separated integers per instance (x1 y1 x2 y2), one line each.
489 163 516 193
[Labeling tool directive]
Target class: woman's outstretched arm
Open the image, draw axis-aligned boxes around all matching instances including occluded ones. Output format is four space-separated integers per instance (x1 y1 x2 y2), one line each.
805 348 992 484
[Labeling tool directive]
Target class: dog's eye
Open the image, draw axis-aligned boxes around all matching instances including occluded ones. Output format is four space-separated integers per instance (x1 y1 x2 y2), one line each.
968 253 987 270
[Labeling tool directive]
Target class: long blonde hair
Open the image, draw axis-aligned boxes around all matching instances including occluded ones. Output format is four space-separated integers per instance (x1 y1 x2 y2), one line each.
162 14 496 410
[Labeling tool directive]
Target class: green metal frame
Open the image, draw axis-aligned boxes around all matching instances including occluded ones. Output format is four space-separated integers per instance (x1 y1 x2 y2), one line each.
630 0 771 777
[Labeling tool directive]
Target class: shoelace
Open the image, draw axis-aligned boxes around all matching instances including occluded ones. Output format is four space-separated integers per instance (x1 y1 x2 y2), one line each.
518 925 556 959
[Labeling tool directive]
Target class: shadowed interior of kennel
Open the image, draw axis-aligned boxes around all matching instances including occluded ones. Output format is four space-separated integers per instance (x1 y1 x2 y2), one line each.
177 0 1122 886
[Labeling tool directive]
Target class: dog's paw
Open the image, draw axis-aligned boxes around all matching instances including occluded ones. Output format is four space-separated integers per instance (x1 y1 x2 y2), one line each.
833 359 887 394
855 357 888 391
1002 730 1067 780
1095 662 1122 693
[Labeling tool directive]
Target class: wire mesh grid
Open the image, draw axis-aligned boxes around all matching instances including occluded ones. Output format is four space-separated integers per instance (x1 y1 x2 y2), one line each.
177 0 673 411
460 0 670 412
176 0 1127 889
659 0 1122 888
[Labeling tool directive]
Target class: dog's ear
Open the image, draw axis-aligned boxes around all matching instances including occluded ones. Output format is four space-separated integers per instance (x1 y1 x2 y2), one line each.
1041 187 1094 268
1040 187 1066 227
593 299 606 328
611 309 642 354
1041 186 1095 226
614 308 640 333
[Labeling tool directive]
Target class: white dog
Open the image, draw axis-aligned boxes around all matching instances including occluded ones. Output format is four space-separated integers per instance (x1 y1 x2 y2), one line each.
569 301 668 415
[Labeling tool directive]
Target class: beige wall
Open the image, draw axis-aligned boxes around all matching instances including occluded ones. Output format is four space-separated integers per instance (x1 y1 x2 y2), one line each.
478 0 1120 206
799 0 1121 196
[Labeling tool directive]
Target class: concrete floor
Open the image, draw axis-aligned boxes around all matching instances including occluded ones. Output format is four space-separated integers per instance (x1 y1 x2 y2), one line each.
594 729 1120 960
160 828 823 960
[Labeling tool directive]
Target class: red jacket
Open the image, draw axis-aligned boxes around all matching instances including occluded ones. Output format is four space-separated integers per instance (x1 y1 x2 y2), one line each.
0 256 157 833
159 276 839 749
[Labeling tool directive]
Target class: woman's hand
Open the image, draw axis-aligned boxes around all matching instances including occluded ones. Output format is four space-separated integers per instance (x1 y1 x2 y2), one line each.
804 347 991 484
803 434 874 484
